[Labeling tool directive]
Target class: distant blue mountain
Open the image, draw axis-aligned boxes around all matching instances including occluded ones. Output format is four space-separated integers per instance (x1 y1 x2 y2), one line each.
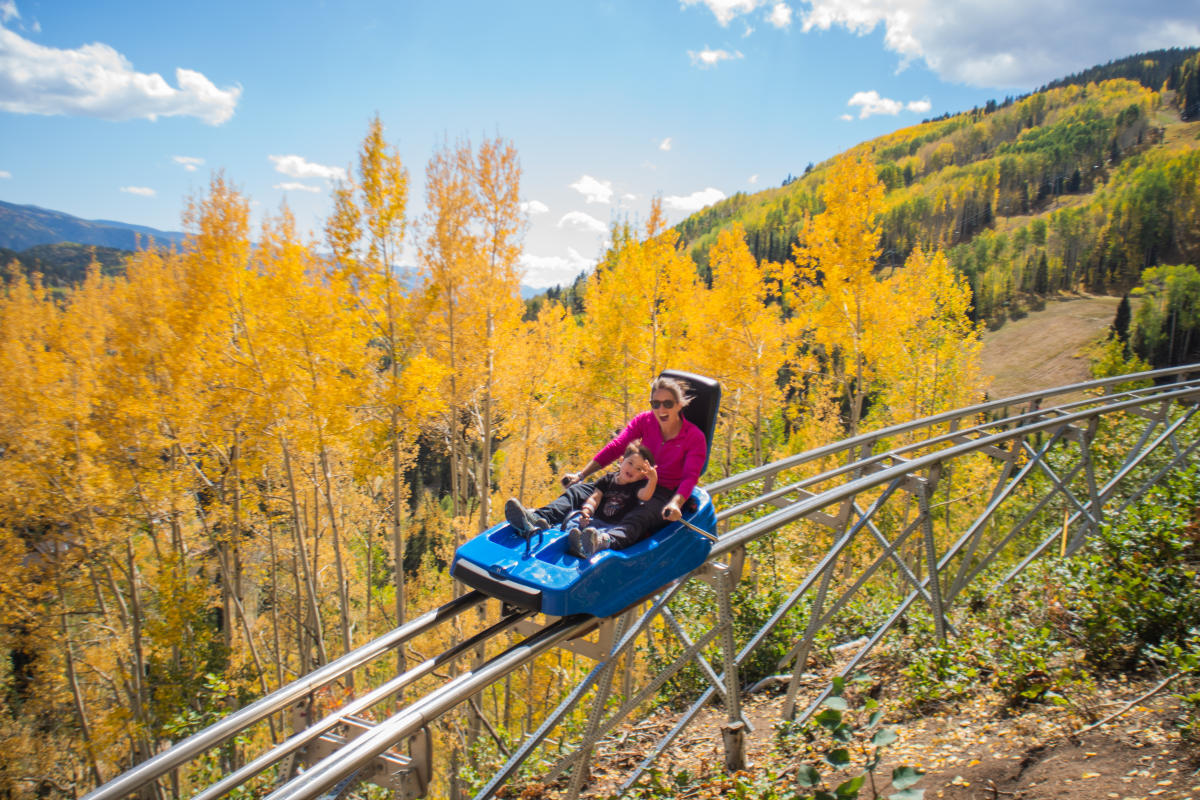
0 199 186 251
0 199 552 297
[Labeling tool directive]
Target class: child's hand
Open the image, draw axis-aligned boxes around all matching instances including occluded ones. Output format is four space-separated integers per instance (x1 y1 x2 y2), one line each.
641 463 657 480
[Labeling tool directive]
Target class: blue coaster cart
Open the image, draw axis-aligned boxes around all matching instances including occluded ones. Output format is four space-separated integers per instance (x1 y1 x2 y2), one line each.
451 371 721 619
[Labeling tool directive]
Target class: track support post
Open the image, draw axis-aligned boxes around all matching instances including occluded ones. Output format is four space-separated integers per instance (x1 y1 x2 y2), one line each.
564 611 631 800
701 561 745 771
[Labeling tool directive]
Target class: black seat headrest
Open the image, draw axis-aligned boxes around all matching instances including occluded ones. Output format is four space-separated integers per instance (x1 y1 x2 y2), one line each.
658 370 721 479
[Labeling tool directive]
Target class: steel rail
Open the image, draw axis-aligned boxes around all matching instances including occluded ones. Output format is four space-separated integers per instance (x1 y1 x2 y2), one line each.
82 591 487 800
611 376 1200 785
705 366 1197 500
709 377 1197 526
189 607 533 800
264 614 593 800
90 363 1200 800
710 380 1200 559
299 370 1199 798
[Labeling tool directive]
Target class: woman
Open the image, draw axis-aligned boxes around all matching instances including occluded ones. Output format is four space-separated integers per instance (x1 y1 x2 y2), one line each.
505 375 708 557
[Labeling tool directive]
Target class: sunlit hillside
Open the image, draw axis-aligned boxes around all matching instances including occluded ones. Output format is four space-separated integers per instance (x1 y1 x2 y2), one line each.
673 48 1200 328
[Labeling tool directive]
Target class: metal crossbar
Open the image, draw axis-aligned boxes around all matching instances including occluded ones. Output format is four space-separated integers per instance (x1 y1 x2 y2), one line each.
83 365 1200 800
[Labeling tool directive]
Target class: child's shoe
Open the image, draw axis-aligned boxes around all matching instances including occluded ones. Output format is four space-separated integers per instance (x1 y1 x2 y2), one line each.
570 526 611 559
504 498 546 536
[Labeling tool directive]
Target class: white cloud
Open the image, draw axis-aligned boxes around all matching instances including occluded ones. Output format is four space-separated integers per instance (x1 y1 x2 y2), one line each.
0 169 10 178
748 174 759 184
0 27 240 124
1 1 17 23
799 0 1200 88
120 186 155 197
664 187 726 212
768 3 793 28
846 90 932 119
520 247 595 288
568 174 613 204
840 113 854 121
269 154 347 182
275 182 320 193
521 199 549 215
681 0 768 26
659 137 673 151
558 211 608 234
847 90 902 118
173 155 204 172
688 48 744 68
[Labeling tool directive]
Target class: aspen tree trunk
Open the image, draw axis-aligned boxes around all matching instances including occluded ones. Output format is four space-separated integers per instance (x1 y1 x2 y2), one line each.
477 329 493 533
755 401 764 467
365 519 373 639
724 413 735 477
525 663 534 734
622 348 632 423
320 448 354 672
292 547 307 677
517 410 532 503
268 520 285 690
56 564 103 786
391 405 407 680
123 539 157 780
215 545 278 740
283 444 326 667
231 431 246 642
447 298 462 518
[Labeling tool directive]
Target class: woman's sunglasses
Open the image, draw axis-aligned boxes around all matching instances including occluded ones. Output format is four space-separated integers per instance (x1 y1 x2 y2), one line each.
650 399 676 409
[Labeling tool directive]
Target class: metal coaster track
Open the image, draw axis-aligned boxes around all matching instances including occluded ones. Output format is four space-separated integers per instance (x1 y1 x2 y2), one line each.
84 364 1200 800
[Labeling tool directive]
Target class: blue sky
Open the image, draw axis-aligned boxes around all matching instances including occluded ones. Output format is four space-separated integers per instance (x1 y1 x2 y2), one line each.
1 0 1197 287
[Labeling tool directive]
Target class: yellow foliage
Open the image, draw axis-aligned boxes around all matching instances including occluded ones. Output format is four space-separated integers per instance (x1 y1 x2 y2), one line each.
0 118 997 791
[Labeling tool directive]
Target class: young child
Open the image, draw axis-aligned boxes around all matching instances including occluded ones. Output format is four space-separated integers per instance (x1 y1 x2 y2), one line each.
568 443 657 558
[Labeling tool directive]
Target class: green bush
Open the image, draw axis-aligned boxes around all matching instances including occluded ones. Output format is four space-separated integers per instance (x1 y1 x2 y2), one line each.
1064 467 1200 670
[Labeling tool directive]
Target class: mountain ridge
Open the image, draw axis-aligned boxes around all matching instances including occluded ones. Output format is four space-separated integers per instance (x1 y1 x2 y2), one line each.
0 199 186 251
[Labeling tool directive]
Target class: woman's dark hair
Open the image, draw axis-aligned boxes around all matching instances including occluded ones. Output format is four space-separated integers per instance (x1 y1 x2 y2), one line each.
649 376 692 408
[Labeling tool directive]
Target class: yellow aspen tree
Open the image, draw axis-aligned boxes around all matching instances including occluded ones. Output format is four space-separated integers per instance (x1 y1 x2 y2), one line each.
419 138 478 519
466 137 525 532
419 136 524 532
877 247 987 425
689 224 789 472
325 117 440 648
0 270 110 784
494 301 584 507
790 154 889 437
581 198 697 426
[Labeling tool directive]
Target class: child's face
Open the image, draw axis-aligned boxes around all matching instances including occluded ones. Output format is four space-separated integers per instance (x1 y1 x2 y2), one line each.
616 454 645 484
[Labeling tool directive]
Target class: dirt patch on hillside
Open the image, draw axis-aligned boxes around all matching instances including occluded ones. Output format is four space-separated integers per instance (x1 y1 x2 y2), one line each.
574 675 1197 800
979 294 1121 402
886 689 1197 800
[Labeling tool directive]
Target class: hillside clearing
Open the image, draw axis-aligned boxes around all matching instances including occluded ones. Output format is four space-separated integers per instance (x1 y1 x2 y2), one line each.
979 294 1122 401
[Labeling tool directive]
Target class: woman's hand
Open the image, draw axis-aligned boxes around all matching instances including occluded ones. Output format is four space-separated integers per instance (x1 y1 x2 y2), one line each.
561 472 581 487
661 501 682 522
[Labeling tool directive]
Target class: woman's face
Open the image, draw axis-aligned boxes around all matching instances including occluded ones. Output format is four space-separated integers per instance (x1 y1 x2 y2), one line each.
650 388 681 428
